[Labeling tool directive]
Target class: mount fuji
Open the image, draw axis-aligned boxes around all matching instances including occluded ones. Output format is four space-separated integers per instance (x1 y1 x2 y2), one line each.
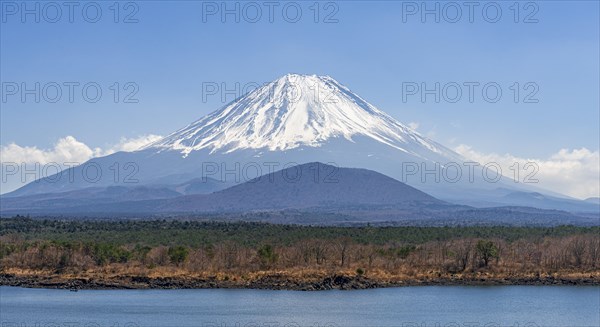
147 74 457 159
4 74 596 214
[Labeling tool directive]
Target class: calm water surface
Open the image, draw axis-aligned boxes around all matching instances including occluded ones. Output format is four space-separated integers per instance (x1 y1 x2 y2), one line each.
1 286 598 327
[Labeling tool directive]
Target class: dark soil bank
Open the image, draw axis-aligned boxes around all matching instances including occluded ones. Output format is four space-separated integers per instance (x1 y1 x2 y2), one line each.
2 274 598 291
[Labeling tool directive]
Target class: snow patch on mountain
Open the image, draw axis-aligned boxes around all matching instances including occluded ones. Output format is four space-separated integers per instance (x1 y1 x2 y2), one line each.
145 74 450 158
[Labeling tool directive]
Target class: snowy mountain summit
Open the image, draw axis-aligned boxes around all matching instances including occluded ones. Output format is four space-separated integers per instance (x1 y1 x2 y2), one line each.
146 74 449 157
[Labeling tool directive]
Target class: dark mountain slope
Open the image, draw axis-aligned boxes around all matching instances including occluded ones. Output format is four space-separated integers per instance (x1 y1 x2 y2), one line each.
158 162 443 212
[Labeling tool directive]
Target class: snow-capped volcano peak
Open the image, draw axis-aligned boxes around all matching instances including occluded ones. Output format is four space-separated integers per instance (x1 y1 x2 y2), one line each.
146 74 449 156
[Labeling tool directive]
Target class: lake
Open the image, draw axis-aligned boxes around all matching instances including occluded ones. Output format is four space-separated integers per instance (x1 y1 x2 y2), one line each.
1 286 598 327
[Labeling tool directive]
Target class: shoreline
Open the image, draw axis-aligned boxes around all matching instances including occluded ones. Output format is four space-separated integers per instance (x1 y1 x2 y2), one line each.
2 273 598 291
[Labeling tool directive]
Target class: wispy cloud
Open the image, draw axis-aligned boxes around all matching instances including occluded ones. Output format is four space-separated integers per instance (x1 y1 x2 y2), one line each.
407 122 420 131
454 145 600 199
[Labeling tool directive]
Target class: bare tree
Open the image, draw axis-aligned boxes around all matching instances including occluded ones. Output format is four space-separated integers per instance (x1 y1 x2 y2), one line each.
333 237 352 267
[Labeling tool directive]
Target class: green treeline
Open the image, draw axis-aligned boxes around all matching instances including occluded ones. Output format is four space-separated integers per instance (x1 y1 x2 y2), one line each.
2 216 597 247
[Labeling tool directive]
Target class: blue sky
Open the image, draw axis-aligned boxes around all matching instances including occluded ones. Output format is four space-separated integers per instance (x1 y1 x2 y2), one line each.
1 1 599 197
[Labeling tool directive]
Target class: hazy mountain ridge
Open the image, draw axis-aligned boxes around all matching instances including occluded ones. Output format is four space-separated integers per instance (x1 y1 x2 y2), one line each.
1 163 443 214
4 74 596 214
1 162 597 226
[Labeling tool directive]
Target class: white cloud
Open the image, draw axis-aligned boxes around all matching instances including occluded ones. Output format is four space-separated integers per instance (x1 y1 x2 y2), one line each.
1 136 99 165
407 122 420 131
454 145 600 200
105 134 163 154
0 135 162 165
0 134 164 194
